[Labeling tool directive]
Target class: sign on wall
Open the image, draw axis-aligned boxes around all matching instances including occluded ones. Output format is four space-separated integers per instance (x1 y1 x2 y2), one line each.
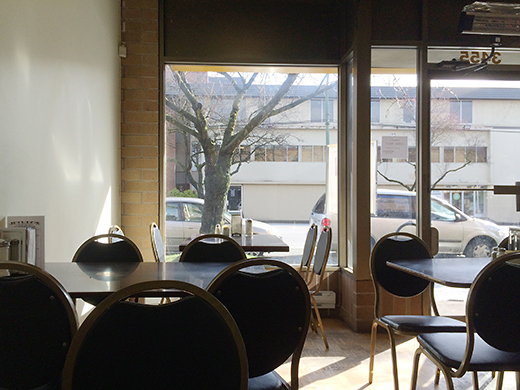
381 136 408 160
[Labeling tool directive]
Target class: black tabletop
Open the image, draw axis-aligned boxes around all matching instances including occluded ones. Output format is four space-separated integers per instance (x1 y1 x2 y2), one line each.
44 262 232 300
386 257 491 288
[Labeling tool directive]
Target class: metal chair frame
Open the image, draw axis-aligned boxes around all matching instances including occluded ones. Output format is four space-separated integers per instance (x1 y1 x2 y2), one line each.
150 222 165 263
298 224 318 283
411 252 520 390
307 226 332 349
62 280 249 390
207 258 311 390
0 261 78 389
179 233 246 262
368 232 466 390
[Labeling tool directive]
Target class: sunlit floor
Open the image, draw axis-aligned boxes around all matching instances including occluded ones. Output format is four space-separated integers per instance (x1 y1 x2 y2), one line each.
278 318 518 390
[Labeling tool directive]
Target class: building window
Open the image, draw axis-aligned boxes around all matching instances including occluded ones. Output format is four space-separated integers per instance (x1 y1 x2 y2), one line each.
442 146 487 163
403 100 416 123
255 145 306 162
449 100 473 124
443 147 454 163
301 145 325 162
431 147 440 163
408 147 416 163
311 99 335 122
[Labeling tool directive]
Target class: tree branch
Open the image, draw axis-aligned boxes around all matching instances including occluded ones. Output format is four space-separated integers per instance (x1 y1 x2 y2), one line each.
432 161 472 189
377 170 415 191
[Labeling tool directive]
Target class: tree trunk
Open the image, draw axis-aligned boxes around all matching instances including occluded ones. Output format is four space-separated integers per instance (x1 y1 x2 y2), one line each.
200 159 231 233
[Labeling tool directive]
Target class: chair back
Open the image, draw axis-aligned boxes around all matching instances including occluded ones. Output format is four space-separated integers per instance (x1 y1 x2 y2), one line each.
180 233 246 263
73 234 143 263
108 225 124 243
308 227 332 294
469 253 520 353
299 224 318 282
0 261 78 390
62 280 248 390
150 222 165 262
370 232 431 317
207 258 310 387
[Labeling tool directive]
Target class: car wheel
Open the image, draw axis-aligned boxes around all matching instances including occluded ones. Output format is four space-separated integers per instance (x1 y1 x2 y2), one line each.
463 237 496 258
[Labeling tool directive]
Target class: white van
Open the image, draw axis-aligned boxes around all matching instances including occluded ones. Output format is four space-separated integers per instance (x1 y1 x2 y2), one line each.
309 189 507 257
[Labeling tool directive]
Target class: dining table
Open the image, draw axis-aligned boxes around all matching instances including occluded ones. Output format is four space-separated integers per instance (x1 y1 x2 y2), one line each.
386 257 491 288
178 233 290 253
44 261 234 302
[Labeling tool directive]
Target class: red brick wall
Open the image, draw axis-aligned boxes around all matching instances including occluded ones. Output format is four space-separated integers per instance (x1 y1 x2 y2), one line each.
120 0 160 261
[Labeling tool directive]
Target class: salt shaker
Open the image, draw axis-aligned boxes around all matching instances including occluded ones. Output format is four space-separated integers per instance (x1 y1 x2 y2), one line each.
245 219 253 236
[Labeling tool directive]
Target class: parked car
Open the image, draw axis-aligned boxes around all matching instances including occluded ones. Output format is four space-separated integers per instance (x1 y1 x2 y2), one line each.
309 190 507 257
165 197 282 253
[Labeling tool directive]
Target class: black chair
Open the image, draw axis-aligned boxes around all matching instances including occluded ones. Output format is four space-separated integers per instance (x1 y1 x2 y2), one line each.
62 280 248 390
298 224 317 283
72 233 143 305
411 252 520 390
307 227 332 349
0 261 78 390
207 258 311 390
368 232 466 390
180 233 246 263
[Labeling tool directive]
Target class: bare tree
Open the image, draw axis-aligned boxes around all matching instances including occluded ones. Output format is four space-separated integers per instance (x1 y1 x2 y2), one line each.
375 84 483 191
165 68 337 233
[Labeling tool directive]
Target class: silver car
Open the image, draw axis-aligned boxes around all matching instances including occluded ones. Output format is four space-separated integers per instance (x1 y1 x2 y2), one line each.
165 197 282 253
309 190 507 257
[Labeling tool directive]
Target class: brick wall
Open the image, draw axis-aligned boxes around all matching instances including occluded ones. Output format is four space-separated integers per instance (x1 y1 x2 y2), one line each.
121 0 160 261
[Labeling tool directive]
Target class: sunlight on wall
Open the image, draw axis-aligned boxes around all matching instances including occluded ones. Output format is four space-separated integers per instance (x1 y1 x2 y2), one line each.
95 186 112 235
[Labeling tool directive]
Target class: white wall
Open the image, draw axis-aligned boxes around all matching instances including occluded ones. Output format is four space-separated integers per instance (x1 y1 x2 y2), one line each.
0 0 121 262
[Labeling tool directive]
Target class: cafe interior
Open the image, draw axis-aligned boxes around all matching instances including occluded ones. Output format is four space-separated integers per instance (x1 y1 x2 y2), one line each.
2 0 520 389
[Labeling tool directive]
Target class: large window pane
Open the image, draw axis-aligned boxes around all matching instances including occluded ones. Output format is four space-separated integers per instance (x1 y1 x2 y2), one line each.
371 47 418 254
164 66 338 266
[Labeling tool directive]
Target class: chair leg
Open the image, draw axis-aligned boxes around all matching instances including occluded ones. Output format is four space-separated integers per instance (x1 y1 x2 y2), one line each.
386 328 400 390
369 322 399 390
434 369 441 385
410 348 422 390
311 296 329 349
473 372 479 390
417 348 455 390
368 321 378 385
495 372 504 390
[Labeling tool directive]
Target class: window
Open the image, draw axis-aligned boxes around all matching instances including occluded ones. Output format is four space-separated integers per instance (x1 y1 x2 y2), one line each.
403 100 416 123
164 66 338 267
301 145 325 162
443 146 487 163
431 199 457 222
408 147 416 162
443 147 454 162
311 99 335 122
449 100 473 124
431 147 440 163
183 202 203 222
166 202 180 221
455 147 466 163
376 195 413 219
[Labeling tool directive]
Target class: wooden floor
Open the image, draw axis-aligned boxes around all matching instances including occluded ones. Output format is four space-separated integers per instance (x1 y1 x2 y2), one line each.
277 318 518 390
